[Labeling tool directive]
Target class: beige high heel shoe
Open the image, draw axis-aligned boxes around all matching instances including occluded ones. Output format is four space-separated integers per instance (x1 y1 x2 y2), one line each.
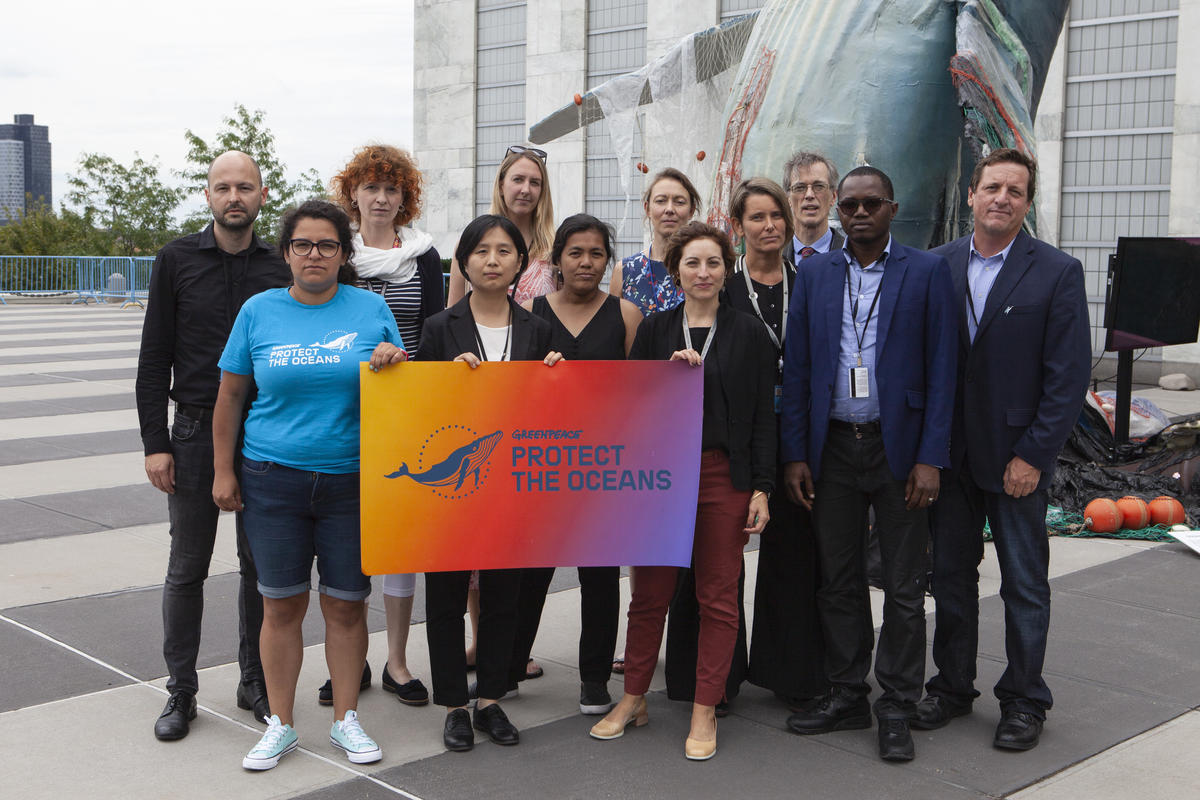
588 697 648 740
684 720 717 761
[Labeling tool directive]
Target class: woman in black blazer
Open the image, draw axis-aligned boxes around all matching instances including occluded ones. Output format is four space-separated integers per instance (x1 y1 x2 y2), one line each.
414 214 561 754
589 222 775 761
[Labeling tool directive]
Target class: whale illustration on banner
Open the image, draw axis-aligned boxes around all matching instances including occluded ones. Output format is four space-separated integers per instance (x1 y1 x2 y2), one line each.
385 430 504 492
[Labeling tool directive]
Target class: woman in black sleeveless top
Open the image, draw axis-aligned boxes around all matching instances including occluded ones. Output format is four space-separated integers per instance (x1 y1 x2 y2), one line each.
509 214 642 716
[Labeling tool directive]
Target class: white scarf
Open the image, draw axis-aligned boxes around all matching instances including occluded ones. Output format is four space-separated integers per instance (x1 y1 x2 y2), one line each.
351 226 435 284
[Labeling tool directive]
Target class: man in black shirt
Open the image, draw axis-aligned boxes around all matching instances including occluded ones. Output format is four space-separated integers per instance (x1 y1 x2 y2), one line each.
137 151 291 741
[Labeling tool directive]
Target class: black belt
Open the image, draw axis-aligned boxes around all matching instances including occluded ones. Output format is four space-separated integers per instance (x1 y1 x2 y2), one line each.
175 402 213 421
829 418 881 439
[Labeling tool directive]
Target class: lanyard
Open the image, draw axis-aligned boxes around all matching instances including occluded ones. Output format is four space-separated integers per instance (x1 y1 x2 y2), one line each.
845 258 883 367
472 305 512 362
682 308 717 359
965 284 981 332
737 255 789 351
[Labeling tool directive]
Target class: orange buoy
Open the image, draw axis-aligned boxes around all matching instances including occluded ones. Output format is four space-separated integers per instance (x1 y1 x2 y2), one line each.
1083 498 1123 533
573 93 583 106
696 150 706 161
1115 496 1148 530
1147 495 1185 526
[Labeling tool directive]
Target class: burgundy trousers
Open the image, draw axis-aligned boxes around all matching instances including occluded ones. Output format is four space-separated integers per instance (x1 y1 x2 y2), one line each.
623 450 751 706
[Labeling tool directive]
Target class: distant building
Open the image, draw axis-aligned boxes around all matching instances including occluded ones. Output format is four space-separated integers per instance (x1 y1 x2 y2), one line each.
0 114 52 224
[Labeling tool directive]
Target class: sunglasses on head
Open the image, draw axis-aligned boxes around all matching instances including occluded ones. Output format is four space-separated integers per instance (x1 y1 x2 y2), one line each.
836 197 895 215
507 145 548 161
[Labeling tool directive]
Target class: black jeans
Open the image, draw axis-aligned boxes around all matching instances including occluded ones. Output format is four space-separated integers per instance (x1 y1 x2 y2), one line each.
507 566 621 687
812 423 929 717
425 568 522 707
162 410 263 695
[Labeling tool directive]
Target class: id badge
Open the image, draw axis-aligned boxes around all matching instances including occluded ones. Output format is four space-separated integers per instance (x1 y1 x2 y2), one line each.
774 384 783 414
850 367 870 398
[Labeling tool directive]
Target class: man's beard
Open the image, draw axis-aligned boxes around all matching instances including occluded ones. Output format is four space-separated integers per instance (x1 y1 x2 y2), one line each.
214 206 257 230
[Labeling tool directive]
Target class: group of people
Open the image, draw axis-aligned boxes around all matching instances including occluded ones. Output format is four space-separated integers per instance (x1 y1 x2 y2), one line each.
135 141 1091 772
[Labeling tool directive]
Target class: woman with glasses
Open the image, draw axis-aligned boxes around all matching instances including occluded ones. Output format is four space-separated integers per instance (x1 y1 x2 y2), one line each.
610 167 701 316
213 200 408 771
590 222 775 761
305 145 444 710
724 178 829 713
417 214 562 753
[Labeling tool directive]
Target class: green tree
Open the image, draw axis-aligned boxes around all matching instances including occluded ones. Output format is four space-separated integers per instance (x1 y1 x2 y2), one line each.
66 153 184 256
0 199 119 256
180 104 326 239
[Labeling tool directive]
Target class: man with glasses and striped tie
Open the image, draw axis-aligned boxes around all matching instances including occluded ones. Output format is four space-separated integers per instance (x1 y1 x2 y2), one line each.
782 151 842 266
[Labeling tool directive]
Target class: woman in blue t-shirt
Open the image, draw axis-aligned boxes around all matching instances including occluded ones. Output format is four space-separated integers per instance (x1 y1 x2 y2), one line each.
212 200 407 772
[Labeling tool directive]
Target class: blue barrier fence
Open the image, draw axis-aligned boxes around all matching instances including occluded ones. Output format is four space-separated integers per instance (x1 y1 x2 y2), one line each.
0 255 154 307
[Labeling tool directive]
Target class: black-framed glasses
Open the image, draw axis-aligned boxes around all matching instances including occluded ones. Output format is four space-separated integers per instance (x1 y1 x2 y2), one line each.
788 181 830 195
507 145 548 161
836 197 895 215
289 238 341 258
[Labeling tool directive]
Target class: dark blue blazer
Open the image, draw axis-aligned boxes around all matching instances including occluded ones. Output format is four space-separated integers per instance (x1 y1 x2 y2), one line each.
781 241 957 480
932 230 1091 493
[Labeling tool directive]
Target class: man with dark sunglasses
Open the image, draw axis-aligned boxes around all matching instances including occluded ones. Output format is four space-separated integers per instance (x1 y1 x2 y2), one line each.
780 166 957 762
137 151 291 741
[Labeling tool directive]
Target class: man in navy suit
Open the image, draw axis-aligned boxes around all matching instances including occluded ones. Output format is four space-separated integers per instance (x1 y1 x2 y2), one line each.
912 149 1091 751
781 166 956 762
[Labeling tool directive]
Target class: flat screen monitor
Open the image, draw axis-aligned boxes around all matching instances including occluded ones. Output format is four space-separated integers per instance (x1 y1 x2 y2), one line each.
1104 236 1200 351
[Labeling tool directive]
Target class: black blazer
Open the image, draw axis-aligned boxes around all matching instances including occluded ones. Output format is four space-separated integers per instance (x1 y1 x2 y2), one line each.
414 295 553 362
630 303 776 493
781 228 844 266
415 247 447 324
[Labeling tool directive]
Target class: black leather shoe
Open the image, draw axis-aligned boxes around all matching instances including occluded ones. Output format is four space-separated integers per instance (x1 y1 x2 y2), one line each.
318 662 371 706
910 695 971 730
382 664 430 706
154 691 196 741
473 703 520 745
786 690 871 735
994 710 1043 751
878 717 915 761
443 708 474 752
236 679 270 723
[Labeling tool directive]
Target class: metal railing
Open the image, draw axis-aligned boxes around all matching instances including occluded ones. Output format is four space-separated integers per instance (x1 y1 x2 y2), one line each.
0 255 153 307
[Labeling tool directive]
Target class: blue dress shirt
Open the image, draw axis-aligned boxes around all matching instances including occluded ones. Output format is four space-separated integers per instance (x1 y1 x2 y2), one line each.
792 228 835 266
831 237 891 422
965 234 1017 342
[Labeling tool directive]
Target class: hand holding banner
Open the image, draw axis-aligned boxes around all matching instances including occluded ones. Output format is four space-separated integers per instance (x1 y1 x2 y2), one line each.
360 360 702 573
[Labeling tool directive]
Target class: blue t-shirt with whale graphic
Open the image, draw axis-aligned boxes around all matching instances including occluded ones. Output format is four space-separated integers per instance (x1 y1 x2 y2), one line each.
219 285 402 473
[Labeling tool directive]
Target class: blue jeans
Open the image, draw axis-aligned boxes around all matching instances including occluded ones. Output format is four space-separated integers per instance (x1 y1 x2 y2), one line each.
239 460 370 602
163 410 263 695
927 466 1053 718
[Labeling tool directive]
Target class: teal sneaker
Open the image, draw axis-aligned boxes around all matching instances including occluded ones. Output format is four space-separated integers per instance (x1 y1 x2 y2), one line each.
242 714 298 770
330 710 382 764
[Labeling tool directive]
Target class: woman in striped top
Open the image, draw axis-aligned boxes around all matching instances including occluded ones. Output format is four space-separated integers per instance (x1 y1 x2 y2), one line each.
322 143 446 708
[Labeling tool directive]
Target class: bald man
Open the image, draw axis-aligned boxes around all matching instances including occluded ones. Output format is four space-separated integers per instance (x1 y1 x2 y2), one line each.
137 152 291 740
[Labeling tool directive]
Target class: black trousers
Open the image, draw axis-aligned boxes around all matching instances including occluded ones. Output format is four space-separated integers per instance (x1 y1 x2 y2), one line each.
425 568 522 708
812 423 929 717
508 566 621 687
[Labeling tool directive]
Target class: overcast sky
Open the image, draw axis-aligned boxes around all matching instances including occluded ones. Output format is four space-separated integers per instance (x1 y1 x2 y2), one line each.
4 0 415 215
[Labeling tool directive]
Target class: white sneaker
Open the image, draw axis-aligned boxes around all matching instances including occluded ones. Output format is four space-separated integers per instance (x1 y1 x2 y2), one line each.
330 710 382 764
243 715 298 770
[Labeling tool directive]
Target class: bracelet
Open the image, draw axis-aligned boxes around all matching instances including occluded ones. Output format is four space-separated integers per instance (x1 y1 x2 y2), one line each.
752 490 769 500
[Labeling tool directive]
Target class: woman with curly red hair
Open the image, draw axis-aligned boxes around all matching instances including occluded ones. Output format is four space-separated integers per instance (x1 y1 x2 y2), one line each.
314 144 446 709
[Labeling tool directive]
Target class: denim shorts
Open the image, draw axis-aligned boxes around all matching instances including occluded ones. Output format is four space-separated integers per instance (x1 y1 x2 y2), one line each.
240 459 371 602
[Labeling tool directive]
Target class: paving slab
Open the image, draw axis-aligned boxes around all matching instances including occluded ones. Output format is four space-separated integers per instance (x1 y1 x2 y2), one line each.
0 618 134 711
0 393 135 419
0 372 75 387
0 429 140 465
2 483 165 541
0 497 107 543
0 355 137 376
0 450 147 498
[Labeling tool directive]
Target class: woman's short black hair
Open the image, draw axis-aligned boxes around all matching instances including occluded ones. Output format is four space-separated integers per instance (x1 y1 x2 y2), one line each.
278 199 357 284
454 214 530 287
550 213 614 267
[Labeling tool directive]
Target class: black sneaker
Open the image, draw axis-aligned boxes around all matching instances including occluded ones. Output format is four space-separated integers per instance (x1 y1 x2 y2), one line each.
786 690 871 735
579 681 615 715
878 717 915 761
318 662 372 706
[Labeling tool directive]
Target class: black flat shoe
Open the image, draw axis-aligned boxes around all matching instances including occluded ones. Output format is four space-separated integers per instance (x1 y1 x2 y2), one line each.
994 710 1043 751
318 662 372 706
878 717 915 762
473 703 520 745
443 709 474 752
154 691 196 741
786 690 871 735
236 679 270 723
910 695 971 731
382 663 430 706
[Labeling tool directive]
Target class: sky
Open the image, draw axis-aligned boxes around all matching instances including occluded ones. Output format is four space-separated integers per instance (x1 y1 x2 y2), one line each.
4 0 415 217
